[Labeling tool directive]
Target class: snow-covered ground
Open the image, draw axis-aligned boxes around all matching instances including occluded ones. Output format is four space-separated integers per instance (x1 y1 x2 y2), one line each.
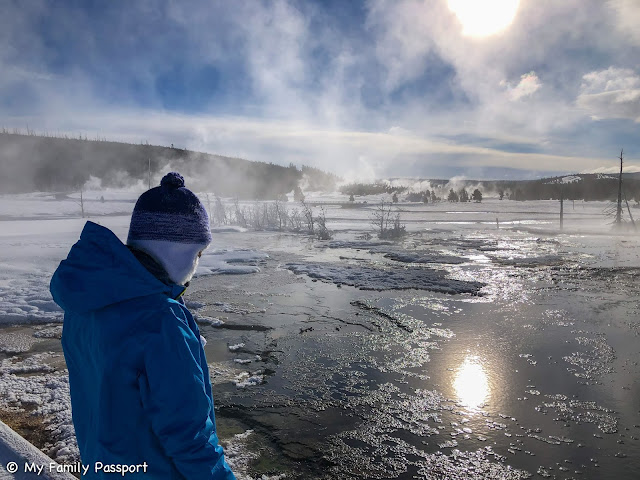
1 189 640 479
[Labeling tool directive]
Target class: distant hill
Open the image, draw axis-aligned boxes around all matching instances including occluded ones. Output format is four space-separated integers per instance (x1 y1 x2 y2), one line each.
488 174 640 202
342 174 640 202
0 132 339 198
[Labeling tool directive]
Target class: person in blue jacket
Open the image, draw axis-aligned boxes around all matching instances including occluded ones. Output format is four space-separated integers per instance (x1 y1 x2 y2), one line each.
50 172 236 479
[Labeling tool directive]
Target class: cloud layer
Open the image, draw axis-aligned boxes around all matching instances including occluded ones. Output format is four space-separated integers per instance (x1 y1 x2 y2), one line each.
1 0 639 181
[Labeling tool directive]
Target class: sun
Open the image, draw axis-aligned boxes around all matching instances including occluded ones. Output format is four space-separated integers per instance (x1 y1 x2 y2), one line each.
447 0 520 37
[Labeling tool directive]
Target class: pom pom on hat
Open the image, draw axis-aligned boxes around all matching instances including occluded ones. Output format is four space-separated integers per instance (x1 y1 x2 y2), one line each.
160 172 185 189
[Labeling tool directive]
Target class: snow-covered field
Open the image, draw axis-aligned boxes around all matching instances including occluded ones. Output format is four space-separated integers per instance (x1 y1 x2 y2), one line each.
1 189 639 479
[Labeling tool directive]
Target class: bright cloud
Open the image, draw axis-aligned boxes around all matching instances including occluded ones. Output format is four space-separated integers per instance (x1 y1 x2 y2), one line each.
583 164 640 174
577 67 640 121
502 72 542 101
580 67 640 94
608 0 640 46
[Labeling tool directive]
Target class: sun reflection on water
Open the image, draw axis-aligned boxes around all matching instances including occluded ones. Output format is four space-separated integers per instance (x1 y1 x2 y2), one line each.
454 356 489 411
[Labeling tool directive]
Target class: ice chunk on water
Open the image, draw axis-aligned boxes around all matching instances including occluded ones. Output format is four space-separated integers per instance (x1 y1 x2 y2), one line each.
196 249 268 276
286 262 484 294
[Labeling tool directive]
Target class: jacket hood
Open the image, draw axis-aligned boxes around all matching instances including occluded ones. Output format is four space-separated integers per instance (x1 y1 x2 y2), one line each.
50 221 185 313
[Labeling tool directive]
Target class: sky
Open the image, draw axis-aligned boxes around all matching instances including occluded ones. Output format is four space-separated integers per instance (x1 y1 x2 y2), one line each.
1 0 639 181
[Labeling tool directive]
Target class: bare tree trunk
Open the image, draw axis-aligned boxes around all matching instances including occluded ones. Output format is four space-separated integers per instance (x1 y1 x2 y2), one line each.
624 192 637 231
559 186 563 230
616 149 623 227
205 193 212 222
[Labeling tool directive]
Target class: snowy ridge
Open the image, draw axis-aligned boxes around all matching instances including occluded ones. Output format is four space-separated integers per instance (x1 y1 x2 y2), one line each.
561 175 581 184
542 175 582 185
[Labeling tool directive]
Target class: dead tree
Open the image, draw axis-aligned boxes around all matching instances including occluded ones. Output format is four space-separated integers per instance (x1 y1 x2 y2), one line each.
371 200 392 237
624 192 637 231
71 186 86 218
616 149 623 228
274 200 288 230
559 185 564 230
233 197 247 227
213 195 228 225
205 193 213 222
316 206 332 240
288 208 302 231
301 200 314 234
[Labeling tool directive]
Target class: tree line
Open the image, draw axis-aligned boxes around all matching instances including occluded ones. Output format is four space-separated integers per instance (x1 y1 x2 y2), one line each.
0 132 338 198
342 175 640 203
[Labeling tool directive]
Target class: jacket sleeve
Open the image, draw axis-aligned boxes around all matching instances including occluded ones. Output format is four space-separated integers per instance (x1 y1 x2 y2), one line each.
140 304 236 480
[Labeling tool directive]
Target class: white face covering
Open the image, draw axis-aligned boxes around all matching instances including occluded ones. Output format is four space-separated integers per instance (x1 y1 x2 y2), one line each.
129 239 206 285
178 254 201 285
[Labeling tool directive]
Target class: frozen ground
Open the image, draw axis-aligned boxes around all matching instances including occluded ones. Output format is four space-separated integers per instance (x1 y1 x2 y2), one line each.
1 189 640 479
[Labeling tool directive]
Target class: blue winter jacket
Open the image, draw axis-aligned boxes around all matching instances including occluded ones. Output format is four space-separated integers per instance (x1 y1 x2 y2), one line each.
50 221 235 479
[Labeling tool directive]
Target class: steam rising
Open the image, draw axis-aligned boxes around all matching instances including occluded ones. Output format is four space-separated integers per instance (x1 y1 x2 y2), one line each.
0 132 336 198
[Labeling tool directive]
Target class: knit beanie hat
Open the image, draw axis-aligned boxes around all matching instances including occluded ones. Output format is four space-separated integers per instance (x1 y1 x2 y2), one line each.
127 172 212 285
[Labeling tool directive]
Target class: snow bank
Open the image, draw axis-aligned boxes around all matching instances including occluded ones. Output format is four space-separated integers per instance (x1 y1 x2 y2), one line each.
1 353 55 375
224 430 287 480
0 363 78 466
197 250 269 276
0 419 75 480
0 192 135 219
0 216 128 325
32 325 63 339
285 263 484 294
0 282 63 325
